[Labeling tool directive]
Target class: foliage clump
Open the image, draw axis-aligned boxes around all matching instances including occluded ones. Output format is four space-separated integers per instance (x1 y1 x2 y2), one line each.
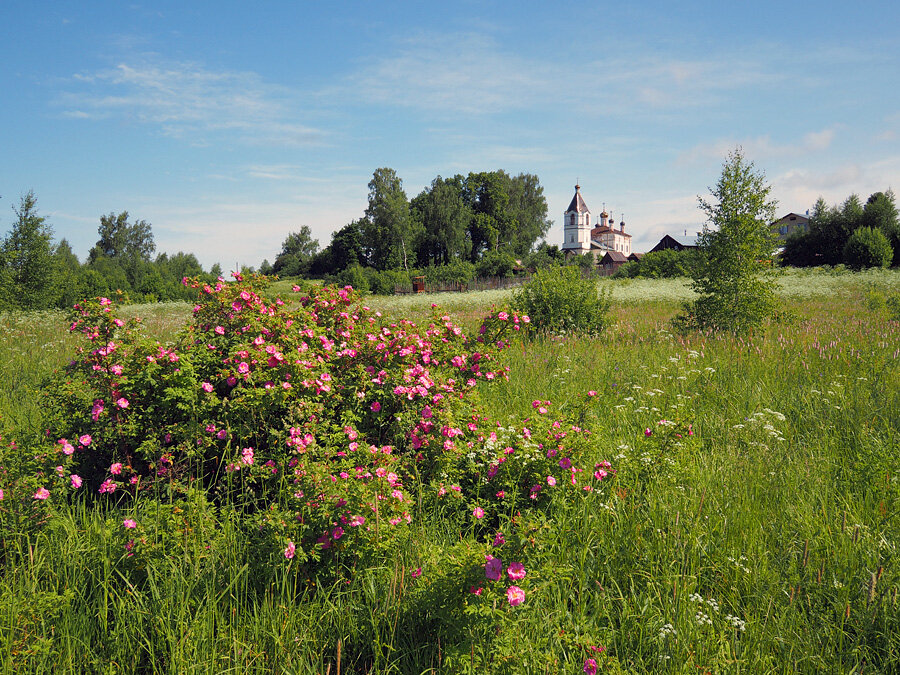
781 190 899 268
613 248 699 279
843 226 893 269
676 148 778 333
512 265 609 335
35 275 618 576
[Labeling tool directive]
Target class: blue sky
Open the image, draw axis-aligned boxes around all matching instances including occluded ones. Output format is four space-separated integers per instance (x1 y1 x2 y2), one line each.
2 1 899 270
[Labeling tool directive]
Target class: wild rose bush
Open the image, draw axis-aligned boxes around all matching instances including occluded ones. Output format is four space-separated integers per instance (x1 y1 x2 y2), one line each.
0 429 58 564
39 275 547 568
426 395 617 530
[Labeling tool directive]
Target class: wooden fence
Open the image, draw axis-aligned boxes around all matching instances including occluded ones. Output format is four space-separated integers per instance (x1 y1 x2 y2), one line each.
394 275 532 295
392 268 615 295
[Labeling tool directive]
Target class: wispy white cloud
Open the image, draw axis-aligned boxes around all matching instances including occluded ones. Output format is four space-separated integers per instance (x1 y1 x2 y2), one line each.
343 33 551 115
581 54 779 112
677 127 839 165
772 155 900 213
874 112 900 142
59 61 325 146
243 165 336 182
338 31 783 118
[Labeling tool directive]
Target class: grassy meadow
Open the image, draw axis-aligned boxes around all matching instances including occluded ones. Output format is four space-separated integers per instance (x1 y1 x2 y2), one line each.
1 269 899 674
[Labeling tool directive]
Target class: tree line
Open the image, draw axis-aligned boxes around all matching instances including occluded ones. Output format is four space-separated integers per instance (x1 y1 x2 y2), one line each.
1 168 560 310
615 189 900 282
0 191 221 311
782 191 899 269
265 168 557 286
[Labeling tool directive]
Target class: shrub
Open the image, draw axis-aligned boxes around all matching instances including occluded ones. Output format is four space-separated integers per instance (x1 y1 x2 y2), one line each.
475 250 517 278
511 266 610 335
331 264 370 293
843 226 893 269
613 249 698 279
365 267 410 295
418 261 475 287
887 293 900 321
38 275 620 576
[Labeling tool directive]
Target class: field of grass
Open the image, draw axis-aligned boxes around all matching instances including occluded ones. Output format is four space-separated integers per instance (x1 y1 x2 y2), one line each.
1 269 898 673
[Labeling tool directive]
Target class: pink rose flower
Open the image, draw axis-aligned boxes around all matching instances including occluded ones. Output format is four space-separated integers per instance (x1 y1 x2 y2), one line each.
507 562 526 580
123 519 137 529
33 487 50 500
485 555 502 581
506 585 525 606
473 506 485 519
284 541 296 559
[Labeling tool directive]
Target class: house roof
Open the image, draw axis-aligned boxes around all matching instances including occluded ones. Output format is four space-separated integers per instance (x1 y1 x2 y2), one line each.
669 234 699 247
771 212 809 225
591 224 632 239
648 234 700 253
600 251 628 263
566 185 590 214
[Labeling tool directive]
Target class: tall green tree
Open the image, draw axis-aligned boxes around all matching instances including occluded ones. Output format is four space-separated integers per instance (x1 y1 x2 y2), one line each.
273 226 320 277
679 148 778 333
54 238 84 308
505 172 552 256
862 190 899 265
88 211 156 290
0 191 59 310
311 220 366 275
411 175 472 265
464 171 510 259
89 211 155 262
458 170 550 260
362 168 417 271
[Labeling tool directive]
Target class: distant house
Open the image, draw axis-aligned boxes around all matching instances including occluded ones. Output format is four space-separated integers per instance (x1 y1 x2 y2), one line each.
649 234 700 253
598 250 629 274
771 213 809 241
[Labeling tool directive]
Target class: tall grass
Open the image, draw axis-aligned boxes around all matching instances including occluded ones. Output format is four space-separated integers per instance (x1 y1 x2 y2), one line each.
1 270 898 673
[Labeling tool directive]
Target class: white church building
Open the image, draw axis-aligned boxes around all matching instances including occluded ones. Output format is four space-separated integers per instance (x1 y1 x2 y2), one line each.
561 184 632 259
